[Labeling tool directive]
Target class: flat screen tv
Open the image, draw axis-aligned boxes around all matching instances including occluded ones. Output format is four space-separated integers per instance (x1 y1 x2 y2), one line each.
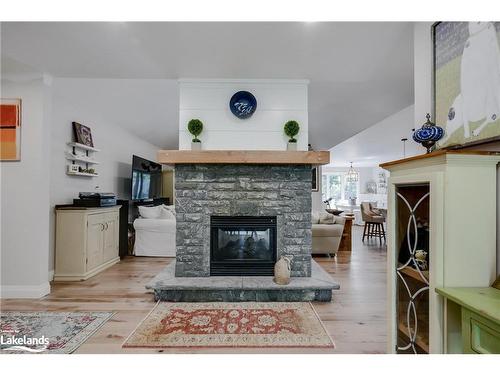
131 155 163 201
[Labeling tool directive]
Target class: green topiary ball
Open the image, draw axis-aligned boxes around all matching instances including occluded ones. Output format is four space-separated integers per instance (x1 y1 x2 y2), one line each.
188 119 203 142
284 120 300 143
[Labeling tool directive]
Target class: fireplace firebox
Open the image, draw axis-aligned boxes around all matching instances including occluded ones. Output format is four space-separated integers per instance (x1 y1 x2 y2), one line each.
210 216 277 276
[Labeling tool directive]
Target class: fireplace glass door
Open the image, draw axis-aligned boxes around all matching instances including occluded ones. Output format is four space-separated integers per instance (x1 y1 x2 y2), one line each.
210 216 277 276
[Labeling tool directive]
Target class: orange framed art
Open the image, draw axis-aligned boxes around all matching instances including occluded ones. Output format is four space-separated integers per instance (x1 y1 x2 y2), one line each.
0 98 22 161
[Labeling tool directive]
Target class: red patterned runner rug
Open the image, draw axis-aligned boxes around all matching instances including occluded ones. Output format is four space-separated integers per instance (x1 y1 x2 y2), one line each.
123 302 333 348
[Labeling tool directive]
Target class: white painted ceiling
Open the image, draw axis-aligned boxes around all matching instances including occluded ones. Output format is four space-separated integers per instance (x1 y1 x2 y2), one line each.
1 22 414 149
327 105 423 168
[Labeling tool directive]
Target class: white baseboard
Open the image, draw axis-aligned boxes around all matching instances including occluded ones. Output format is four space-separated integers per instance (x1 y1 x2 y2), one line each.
0 282 51 299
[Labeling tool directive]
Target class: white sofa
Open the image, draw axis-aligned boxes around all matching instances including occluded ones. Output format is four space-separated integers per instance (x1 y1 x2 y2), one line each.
133 205 176 257
311 212 346 256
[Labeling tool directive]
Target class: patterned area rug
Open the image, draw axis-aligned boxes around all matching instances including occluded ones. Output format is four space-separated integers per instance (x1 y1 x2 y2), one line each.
123 302 333 348
0 311 113 354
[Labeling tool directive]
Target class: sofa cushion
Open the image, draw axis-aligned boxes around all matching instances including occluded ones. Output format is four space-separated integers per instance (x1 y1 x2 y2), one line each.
138 205 162 219
312 223 343 237
311 212 320 224
319 213 336 224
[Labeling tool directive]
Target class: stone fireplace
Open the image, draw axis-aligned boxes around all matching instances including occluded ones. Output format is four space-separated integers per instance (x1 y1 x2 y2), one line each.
174 163 312 278
146 150 339 302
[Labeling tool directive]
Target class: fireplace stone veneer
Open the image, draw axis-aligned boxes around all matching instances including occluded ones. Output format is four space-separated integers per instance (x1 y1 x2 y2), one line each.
174 164 312 277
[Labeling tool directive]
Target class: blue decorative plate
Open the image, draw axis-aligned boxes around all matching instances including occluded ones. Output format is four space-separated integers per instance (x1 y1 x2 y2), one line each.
229 91 257 119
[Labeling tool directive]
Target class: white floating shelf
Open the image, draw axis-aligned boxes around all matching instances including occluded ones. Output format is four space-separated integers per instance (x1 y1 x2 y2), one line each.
67 142 100 152
66 171 99 177
65 153 100 165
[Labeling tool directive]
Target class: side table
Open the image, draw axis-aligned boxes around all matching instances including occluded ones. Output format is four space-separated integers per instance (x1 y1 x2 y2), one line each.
338 215 354 252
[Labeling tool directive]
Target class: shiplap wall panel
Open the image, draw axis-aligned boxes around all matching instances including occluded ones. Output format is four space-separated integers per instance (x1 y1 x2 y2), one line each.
178 79 309 150
179 109 308 133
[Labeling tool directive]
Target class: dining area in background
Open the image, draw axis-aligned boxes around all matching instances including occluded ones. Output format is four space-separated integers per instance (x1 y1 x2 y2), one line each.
320 165 389 226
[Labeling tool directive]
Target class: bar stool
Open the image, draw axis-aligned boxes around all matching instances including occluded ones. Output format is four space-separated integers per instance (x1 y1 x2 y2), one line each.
360 202 386 245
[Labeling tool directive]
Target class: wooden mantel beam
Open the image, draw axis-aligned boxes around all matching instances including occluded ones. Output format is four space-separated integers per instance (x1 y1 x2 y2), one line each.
157 150 330 165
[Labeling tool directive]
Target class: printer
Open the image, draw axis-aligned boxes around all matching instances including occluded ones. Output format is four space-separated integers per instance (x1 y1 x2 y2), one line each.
74 192 117 207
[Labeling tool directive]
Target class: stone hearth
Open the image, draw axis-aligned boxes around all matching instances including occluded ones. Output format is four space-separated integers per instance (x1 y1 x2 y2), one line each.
147 259 339 302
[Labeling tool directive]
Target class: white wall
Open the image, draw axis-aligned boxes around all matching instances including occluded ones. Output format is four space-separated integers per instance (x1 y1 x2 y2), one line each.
414 22 500 275
48 78 159 274
178 79 309 151
414 23 434 128
0 77 52 298
311 172 323 213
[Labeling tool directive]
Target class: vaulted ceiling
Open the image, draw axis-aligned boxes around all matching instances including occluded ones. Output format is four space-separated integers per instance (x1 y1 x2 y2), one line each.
1 22 414 149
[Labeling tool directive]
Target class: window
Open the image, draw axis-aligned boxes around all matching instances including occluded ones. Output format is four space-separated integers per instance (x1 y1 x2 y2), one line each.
322 172 359 205
344 179 358 200
322 173 342 202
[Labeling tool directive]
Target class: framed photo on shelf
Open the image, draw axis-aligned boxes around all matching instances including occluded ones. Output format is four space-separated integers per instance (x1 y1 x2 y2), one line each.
433 22 500 149
0 98 22 161
72 121 94 147
312 166 319 192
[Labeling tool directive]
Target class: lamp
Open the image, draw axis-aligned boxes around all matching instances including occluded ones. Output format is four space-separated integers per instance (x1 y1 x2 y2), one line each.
346 162 359 183
323 197 333 208
401 138 408 158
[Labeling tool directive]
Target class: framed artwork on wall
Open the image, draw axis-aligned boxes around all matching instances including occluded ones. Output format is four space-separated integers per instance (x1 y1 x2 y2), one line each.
72 121 94 147
433 22 500 149
0 98 22 161
312 166 319 192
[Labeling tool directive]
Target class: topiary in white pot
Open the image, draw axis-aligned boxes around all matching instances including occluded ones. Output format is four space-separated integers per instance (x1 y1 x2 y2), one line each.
284 120 300 151
188 119 203 150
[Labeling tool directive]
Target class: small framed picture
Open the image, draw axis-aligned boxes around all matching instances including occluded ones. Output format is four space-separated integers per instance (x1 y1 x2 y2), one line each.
72 122 94 147
0 98 22 161
312 166 320 192
67 164 79 173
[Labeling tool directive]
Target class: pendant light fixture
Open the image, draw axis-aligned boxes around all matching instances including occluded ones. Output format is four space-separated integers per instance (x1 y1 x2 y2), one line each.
346 162 359 183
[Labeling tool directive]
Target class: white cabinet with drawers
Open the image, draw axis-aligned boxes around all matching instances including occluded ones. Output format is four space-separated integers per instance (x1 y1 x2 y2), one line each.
54 206 121 281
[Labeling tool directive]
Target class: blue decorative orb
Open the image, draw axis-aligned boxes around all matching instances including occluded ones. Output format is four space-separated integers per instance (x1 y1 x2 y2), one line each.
413 126 444 143
413 114 444 153
229 91 257 119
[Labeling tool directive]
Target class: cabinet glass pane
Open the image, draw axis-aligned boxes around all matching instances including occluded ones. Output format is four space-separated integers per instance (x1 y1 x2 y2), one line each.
395 184 430 354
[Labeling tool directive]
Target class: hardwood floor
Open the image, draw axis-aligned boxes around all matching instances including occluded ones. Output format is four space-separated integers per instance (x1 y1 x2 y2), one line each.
315 225 387 354
0 225 387 354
